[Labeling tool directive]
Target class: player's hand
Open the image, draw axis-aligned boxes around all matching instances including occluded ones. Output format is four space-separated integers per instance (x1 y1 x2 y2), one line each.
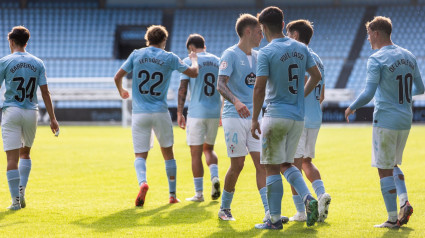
177 113 186 130
119 88 130 99
345 107 355 122
50 119 59 135
251 120 261 140
219 117 222 127
235 101 250 118
189 51 197 60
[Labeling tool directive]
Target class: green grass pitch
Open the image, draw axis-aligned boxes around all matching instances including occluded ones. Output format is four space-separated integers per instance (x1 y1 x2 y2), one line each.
0 125 424 237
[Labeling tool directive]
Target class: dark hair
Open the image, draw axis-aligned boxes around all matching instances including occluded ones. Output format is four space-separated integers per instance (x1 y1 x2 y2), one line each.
8 26 30 47
286 19 314 45
258 6 284 34
144 25 168 46
235 14 259 37
366 16 392 36
186 34 205 49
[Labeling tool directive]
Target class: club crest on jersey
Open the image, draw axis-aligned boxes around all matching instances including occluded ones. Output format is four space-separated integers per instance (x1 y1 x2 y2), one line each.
245 72 256 88
240 60 245 66
220 61 228 70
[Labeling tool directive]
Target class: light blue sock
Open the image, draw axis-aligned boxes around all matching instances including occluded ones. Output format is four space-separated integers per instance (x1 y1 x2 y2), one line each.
380 176 398 222
134 157 147 185
312 179 325 198
259 187 269 213
221 189 234 209
19 159 32 188
209 164 219 180
194 177 203 192
393 167 408 206
293 195 305 213
266 174 283 223
283 166 311 202
7 170 20 201
165 159 177 194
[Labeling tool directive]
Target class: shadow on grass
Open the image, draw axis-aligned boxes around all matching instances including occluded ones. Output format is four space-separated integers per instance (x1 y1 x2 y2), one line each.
71 201 216 233
381 226 413 238
0 210 25 228
206 220 263 238
279 220 319 237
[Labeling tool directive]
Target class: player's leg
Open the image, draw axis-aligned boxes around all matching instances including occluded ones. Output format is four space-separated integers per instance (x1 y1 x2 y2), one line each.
255 164 283 230
132 113 154 206
18 146 31 208
18 109 37 208
185 118 208 202
281 120 318 227
255 117 287 230
2 107 25 210
218 118 248 220
372 127 399 228
250 151 270 221
153 112 178 203
6 149 21 210
204 143 220 200
186 144 204 202
393 129 412 226
219 156 245 220
289 128 307 222
203 118 220 200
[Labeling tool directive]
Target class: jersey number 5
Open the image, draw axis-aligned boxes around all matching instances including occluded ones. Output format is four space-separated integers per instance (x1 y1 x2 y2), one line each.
396 73 413 104
13 77 36 102
138 70 164 96
288 64 299 94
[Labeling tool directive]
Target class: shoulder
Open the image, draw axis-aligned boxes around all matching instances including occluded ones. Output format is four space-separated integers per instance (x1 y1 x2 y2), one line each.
29 53 45 67
206 52 220 62
222 45 237 57
397 45 417 61
182 57 191 64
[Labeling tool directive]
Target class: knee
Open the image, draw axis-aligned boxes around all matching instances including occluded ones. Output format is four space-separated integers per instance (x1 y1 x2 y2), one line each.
231 161 245 173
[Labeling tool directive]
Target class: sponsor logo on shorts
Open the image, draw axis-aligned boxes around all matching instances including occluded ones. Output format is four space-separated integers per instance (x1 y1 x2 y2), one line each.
229 144 235 153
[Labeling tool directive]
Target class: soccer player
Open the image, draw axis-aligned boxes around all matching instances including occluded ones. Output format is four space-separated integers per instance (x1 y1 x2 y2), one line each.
252 7 322 229
216 13 269 221
286 20 331 223
0 26 59 210
114 25 199 206
345 16 424 228
177 34 221 202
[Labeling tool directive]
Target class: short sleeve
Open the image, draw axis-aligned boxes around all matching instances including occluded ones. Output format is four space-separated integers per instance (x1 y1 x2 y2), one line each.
0 61 5 86
38 61 47 86
121 51 135 73
256 49 269 77
218 50 234 77
170 53 189 73
180 57 191 80
366 57 380 84
305 48 316 70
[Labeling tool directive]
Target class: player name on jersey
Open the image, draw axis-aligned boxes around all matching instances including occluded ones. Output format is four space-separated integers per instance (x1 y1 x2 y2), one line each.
280 51 305 62
10 63 38 73
138 57 165 66
388 58 415 72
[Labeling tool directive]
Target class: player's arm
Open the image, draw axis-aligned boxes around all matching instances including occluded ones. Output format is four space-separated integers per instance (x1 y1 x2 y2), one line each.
412 61 425 96
251 76 267 140
40 84 59 134
320 84 325 104
182 52 199 78
177 79 189 129
217 75 250 118
345 82 377 122
305 65 321 97
114 69 130 99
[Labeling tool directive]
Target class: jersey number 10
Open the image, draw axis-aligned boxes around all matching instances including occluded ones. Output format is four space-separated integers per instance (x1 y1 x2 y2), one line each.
396 73 413 104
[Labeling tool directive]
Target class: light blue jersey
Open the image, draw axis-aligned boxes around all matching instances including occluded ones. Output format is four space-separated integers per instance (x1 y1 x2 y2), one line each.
0 52 47 110
257 37 316 120
219 45 258 119
304 48 325 129
181 52 221 118
121 46 189 113
350 44 424 130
